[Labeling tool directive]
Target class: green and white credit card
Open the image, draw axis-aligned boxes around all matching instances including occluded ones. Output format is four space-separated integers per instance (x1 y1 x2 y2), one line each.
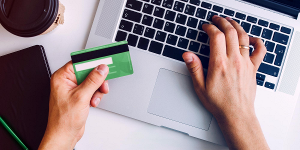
71 41 134 85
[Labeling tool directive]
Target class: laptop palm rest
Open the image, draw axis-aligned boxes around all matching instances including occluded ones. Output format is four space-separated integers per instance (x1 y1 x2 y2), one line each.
148 69 213 131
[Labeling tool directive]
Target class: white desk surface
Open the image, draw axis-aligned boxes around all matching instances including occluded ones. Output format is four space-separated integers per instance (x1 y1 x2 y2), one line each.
0 0 299 149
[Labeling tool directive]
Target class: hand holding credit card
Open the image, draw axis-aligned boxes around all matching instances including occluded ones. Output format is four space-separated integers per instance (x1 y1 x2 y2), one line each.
71 41 134 85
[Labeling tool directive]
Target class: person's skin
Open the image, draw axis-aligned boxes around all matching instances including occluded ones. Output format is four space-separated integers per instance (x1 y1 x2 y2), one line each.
182 16 269 150
39 63 109 150
39 15 269 150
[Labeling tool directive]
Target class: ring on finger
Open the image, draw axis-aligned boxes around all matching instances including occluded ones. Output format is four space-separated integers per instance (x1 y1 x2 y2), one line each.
239 45 250 50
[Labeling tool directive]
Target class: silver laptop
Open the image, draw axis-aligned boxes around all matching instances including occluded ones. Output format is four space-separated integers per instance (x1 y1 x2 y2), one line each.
85 0 300 149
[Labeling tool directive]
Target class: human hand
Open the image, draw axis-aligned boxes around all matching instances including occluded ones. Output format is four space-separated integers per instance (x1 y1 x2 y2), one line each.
39 62 109 150
182 16 269 149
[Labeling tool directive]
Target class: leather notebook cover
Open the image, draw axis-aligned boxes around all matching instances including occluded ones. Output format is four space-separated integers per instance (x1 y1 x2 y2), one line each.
0 45 51 150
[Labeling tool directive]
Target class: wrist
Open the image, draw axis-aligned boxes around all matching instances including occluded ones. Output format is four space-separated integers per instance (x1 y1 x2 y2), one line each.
39 125 75 150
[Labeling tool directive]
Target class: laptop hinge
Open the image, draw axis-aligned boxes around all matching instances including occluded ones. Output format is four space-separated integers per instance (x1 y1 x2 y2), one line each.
242 0 300 19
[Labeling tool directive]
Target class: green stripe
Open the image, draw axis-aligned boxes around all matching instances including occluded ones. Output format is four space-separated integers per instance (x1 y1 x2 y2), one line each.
71 41 128 56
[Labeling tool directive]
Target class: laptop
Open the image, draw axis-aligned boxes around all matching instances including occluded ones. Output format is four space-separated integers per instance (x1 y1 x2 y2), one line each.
85 0 300 149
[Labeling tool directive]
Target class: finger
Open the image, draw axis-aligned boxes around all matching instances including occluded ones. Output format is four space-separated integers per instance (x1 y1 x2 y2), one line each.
226 17 250 57
211 15 239 56
99 81 109 94
202 23 227 61
77 64 109 96
182 52 206 91
90 91 104 107
249 37 267 70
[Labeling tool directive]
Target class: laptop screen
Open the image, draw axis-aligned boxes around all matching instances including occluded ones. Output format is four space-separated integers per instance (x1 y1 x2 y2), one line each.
244 0 300 18
266 0 300 10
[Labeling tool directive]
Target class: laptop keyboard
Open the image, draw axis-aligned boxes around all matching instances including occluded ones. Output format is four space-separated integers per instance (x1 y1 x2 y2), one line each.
115 0 293 90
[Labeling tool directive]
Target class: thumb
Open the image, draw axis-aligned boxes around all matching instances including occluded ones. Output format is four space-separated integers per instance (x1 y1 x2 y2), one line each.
77 64 109 96
182 52 206 91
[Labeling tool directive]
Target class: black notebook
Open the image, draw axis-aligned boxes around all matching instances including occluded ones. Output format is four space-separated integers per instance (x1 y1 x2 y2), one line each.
0 45 51 150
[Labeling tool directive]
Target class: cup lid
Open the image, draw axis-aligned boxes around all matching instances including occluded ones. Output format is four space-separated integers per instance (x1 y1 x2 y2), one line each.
0 0 59 37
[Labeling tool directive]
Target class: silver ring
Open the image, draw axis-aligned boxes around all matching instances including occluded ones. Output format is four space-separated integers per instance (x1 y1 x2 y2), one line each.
239 45 250 50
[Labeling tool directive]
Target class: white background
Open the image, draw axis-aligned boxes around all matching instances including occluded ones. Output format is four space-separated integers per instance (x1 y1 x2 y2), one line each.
0 0 299 149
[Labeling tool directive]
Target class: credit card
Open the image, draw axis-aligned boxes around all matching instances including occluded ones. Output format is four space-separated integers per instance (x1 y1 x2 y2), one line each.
71 41 134 85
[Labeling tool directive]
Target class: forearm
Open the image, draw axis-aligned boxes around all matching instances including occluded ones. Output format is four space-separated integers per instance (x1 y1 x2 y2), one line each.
216 111 269 150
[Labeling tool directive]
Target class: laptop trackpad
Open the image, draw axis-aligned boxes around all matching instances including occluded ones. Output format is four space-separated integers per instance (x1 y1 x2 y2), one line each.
148 69 213 131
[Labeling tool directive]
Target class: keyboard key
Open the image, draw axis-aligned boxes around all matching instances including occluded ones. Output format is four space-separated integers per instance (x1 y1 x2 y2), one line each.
256 80 264 86
275 44 286 54
176 14 187 25
164 22 176 33
263 53 275 64
155 31 167 42
274 45 286 66
187 17 198 28
144 27 156 38
189 41 200 52
265 41 275 52
212 5 223 13
186 29 198 40
258 63 280 77
141 0 150 2
178 37 189 49
154 7 165 18
190 0 200 6
274 53 284 66
185 4 196 16
261 29 273 40
198 20 209 31
197 32 209 43
180 0 188 2
142 15 154 26
175 25 187 36
137 37 150 50
269 23 280 31
133 24 145 35
224 9 234 16
126 0 143 11
163 45 186 62
119 20 134 32
207 11 218 21
115 30 127 42
162 0 174 9
281 26 291 34
166 34 178 45
241 22 251 33
196 8 207 19
233 18 240 24
165 10 176 21
258 19 269 27
173 1 185 12
235 12 246 20
153 18 165 29
256 73 266 81
201 2 212 9
247 16 257 24
149 41 164 54
200 44 210 56
273 32 289 45
251 25 262 36
265 82 275 89
123 9 142 23
127 34 139 47
142 3 154 15
151 0 162 5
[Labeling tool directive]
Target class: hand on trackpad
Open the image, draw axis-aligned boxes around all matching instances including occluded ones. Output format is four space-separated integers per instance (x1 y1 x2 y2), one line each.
147 69 213 130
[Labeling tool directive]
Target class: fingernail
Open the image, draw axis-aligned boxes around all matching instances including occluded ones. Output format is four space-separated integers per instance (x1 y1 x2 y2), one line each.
183 55 194 63
106 82 109 92
226 17 233 20
96 65 108 76
95 98 101 106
